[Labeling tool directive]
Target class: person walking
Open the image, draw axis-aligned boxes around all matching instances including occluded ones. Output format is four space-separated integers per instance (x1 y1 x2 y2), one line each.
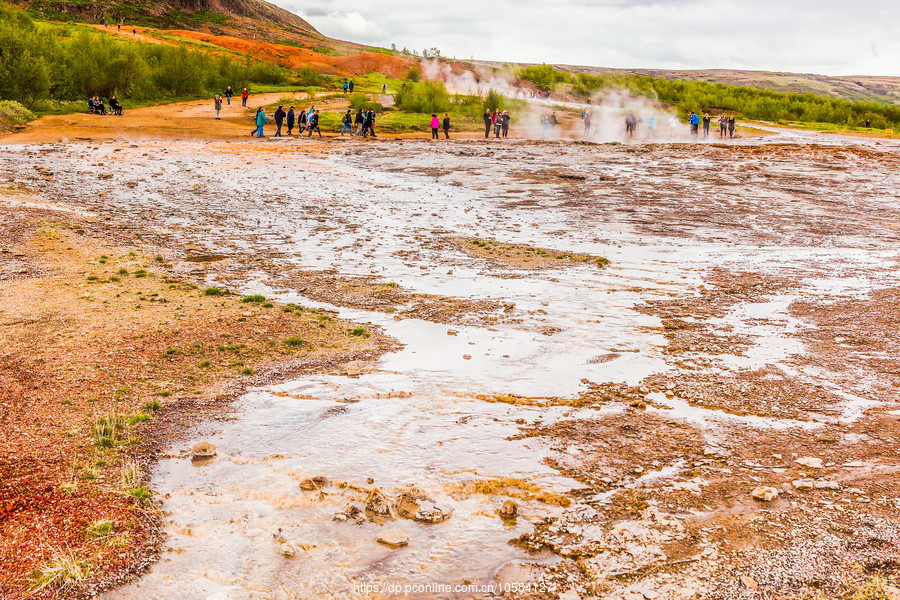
501 111 510 138
225 86 233 105
442 113 451 139
647 114 656 137
341 109 353 136
348 79 355 93
363 110 376 137
483 109 492 139
728 116 736 138
274 105 286 136
307 110 323 138
430 113 440 139
214 94 223 119
354 109 364 136
689 111 699 137
298 108 308 135
381 83 387 94
253 107 268 137
549 112 558 128
286 106 296 135
241 88 249 107
702 112 711 138
343 80 349 94
582 110 592 136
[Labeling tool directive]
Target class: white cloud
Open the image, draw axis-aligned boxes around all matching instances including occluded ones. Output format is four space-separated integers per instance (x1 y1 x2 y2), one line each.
275 0 900 76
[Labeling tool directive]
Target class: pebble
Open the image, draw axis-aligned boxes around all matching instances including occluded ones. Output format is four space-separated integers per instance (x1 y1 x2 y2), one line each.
792 479 815 490
191 442 217 459
750 486 779 502
794 457 823 469
376 528 409 548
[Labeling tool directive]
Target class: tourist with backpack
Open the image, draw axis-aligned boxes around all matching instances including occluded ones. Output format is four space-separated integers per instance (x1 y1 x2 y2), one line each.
214 95 223 119
341 109 353 135
252 107 268 137
274 105 286 136
286 106 296 135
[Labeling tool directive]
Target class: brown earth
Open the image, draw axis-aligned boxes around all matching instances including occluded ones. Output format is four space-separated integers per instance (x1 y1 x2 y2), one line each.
0 191 396 599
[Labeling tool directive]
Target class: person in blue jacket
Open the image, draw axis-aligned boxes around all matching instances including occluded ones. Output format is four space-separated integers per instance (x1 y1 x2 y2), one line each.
252 107 269 137
689 111 699 137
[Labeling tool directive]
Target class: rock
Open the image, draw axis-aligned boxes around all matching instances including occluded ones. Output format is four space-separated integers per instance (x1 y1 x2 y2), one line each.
299 476 328 491
395 493 420 519
795 457 823 469
414 500 451 524
499 500 518 519
366 488 393 516
792 479 815 490
376 528 409 548
191 442 217 459
447 329 458 336
494 561 541 586
740 575 759 589
462 354 472 360
280 542 297 557
814 480 840 490
750 486 779 502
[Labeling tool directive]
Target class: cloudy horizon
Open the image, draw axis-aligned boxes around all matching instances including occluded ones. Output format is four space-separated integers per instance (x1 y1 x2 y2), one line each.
272 0 899 77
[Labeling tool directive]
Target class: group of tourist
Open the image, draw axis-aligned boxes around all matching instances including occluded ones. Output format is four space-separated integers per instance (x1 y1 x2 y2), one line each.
249 105 380 138
87 96 123 116
689 112 737 138
484 109 511 138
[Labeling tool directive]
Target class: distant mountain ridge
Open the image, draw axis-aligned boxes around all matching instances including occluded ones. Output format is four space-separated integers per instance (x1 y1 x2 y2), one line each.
17 0 319 40
561 66 900 106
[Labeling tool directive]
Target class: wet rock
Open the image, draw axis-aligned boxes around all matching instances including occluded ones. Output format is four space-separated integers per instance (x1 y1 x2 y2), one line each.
499 500 518 519
191 442 217 459
414 500 451 524
792 479 816 490
794 456 823 469
366 488 393 517
462 354 472 360
334 503 365 523
394 492 451 523
447 329 458 336
814 480 840 490
376 528 409 548
494 561 541 586
750 486 779 502
299 476 328 491
280 542 297 557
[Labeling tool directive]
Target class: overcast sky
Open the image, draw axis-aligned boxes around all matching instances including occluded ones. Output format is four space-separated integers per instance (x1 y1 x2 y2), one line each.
272 0 898 76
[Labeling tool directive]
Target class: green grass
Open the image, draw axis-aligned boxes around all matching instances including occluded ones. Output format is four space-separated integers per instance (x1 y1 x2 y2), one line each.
85 519 114 539
142 400 161 411
349 326 369 337
204 286 226 296
92 413 125 446
284 337 308 347
129 486 152 504
27 549 91 594
241 294 266 303
126 413 151 425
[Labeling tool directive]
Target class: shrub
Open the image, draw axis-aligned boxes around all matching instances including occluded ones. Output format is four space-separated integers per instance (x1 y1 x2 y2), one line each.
0 100 36 131
284 337 308 347
395 81 451 113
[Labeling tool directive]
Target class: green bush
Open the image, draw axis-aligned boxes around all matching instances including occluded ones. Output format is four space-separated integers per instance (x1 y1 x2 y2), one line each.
0 4 287 107
349 93 383 112
0 100 36 131
395 81 451 113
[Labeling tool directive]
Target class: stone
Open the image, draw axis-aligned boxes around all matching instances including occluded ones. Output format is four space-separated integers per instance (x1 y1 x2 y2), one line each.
814 480 840 490
191 442 217 459
299 476 328 491
414 500 451 524
280 542 297 557
499 500 518 519
750 486 779 502
740 575 759 589
795 457 823 469
792 479 815 490
447 329 458 336
494 561 541 586
376 528 409 548
366 488 393 516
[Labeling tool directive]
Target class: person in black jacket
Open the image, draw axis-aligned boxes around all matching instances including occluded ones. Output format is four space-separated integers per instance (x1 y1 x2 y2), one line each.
442 113 451 139
109 96 123 116
273 105 286 137
286 106 295 135
501 111 510 138
483 109 492 139
354 109 364 136
307 110 322 138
